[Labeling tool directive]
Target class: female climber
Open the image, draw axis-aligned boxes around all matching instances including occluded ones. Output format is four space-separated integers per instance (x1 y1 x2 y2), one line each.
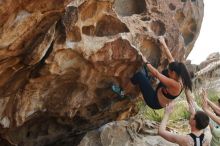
130 37 193 109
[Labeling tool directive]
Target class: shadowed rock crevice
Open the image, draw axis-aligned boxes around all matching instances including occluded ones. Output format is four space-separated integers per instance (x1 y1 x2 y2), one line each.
3 108 131 146
63 6 78 28
182 31 194 45
95 15 129 37
29 41 54 78
0 64 31 97
168 3 176 11
4 116 85 146
189 19 197 33
0 138 12 146
175 9 185 24
150 20 166 36
141 16 151 21
63 6 81 42
23 24 56 66
82 25 95 36
113 0 147 16
181 18 197 45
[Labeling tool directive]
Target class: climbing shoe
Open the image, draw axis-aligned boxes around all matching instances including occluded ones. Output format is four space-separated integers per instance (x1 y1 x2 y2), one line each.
111 84 126 98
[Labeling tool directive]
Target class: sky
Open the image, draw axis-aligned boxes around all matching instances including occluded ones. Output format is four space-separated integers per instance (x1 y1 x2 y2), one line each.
187 0 220 64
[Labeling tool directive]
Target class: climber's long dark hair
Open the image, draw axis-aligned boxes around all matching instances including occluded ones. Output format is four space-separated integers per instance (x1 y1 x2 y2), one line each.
168 61 192 91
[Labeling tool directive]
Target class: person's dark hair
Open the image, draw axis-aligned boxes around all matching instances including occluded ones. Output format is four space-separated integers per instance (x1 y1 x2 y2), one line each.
168 62 192 91
194 111 209 130
218 98 220 105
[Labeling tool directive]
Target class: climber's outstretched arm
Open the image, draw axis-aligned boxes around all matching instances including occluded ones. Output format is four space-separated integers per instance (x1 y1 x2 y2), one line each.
159 37 175 63
158 103 186 145
145 62 179 89
202 101 220 125
201 90 220 125
139 51 161 78
201 89 220 114
184 89 194 106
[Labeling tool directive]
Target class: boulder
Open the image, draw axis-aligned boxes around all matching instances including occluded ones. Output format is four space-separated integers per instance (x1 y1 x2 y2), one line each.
78 117 177 146
0 0 204 145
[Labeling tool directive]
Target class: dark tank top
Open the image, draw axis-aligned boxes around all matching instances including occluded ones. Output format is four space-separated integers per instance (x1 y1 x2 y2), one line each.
157 69 183 99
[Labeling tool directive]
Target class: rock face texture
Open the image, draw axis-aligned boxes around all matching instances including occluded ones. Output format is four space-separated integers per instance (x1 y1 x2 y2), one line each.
0 0 203 145
78 117 177 146
187 52 220 91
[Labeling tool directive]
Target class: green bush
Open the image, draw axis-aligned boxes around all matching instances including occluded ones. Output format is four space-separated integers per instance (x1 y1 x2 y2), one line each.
170 102 189 121
207 89 220 102
136 98 189 122
136 100 164 122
